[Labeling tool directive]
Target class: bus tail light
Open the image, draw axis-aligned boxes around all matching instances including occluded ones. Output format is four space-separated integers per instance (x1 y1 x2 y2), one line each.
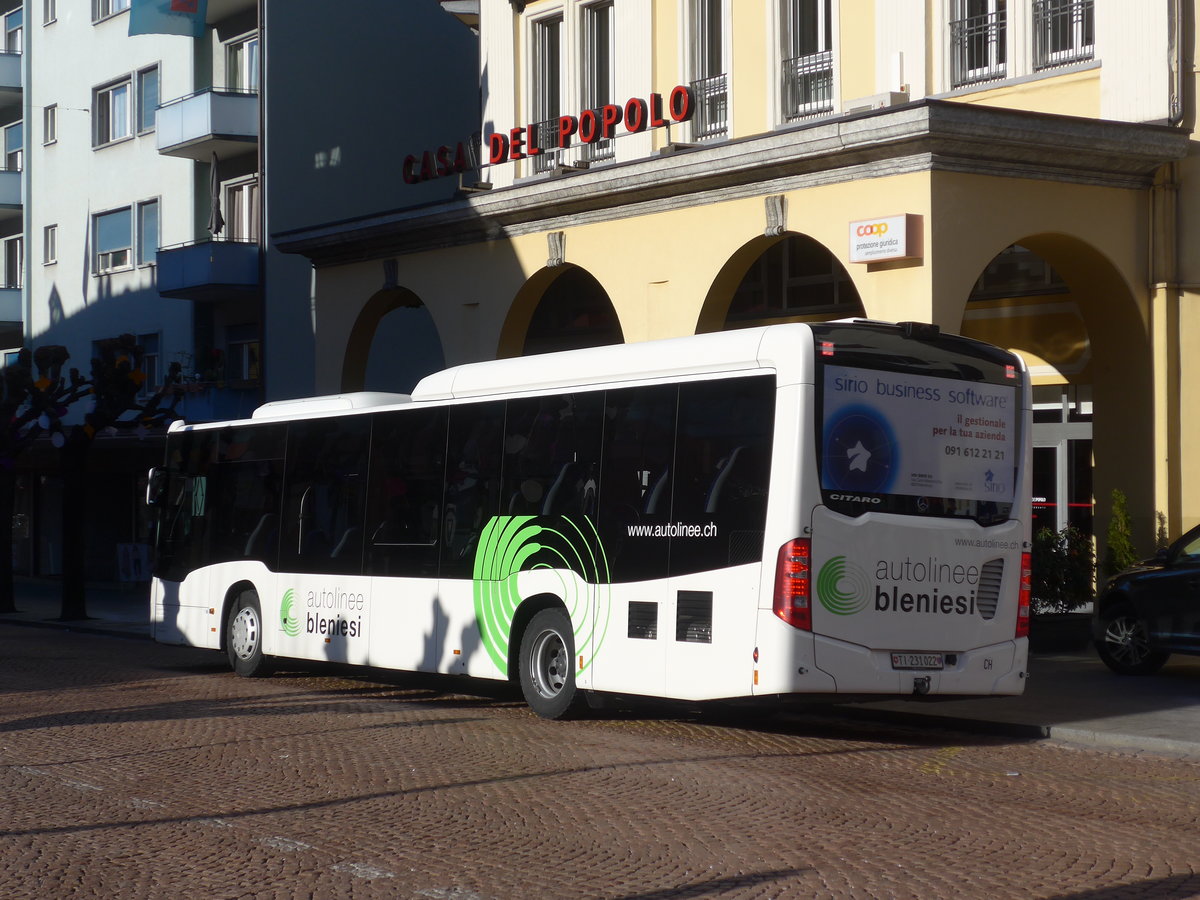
773 538 812 631
1015 552 1031 638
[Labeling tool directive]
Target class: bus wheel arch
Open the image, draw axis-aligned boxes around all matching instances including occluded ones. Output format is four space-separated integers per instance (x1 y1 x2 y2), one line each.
223 582 273 678
508 595 581 719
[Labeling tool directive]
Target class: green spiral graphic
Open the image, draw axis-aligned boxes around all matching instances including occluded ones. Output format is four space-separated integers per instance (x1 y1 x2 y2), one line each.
280 588 300 637
816 556 870 616
473 515 612 676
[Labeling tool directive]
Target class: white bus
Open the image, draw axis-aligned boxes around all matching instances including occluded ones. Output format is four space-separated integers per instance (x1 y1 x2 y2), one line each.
147 321 1032 718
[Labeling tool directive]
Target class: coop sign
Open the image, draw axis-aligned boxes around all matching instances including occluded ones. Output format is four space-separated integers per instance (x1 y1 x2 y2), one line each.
849 214 924 264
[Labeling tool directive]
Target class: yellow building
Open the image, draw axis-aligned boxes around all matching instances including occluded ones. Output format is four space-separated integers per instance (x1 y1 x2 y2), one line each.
277 0 1197 556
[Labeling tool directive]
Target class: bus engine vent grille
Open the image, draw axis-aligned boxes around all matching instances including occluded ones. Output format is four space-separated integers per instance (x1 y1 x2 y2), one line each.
976 558 1004 620
628 601 658 640
676 590 713 643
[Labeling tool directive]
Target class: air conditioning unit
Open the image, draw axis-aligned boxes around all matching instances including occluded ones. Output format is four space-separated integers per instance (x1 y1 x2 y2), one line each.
842 91 910 115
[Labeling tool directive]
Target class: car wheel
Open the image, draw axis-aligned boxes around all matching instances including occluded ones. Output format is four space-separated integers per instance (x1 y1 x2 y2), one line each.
227 591 272 677
519 607 580 719
1095 605 1168 675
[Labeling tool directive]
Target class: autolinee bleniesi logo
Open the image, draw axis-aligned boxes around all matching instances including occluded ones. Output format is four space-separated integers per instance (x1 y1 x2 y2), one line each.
280 588 301 637
816 556 871 616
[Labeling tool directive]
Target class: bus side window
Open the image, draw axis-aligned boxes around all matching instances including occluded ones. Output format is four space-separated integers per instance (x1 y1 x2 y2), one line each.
279 416 371 576
441 401 506 579
670 376 774 577
598 384 677 583
365 407 448 578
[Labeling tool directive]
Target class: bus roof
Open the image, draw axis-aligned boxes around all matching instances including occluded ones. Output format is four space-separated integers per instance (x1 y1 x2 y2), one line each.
411 322 816 401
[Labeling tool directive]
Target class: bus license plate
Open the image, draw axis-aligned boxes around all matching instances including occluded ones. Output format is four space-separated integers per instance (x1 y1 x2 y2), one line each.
891 652 944 670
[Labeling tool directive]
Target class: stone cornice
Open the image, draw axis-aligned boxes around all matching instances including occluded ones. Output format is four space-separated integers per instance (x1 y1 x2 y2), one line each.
275 100 1190 267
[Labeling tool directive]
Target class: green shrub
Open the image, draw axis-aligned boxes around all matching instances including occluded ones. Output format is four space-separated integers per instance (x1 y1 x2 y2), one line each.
1031 525 1095 615
1103 488 1139 577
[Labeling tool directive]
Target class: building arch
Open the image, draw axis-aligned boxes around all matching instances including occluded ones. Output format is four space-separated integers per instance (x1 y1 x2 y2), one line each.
957 234 1152 547
497 264 624 358
695 232 865 333
342 286 445 393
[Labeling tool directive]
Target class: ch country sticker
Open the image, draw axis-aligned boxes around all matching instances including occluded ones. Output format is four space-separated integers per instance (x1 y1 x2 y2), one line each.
280 588 301 637
816 556 871 616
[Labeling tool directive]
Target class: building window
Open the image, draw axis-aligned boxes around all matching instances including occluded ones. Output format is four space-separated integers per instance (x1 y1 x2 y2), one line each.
581 1 615 164
227 33 259 92
5 7 23 53
530 13 563 175
781 0 833 121
1033 0 1094 70
94 207 132 273
690 0 728 140
44 0 56 26
138 333 159 396
727 235 863 321
94 78 131 146
2 236 22 289
4 121 21 171
42 105 56 145
43 224 56 265
950 0 1006 88
93 0 131 22
137 199 159 266
137 65 159 133
226 324 260 381
225 179 260 242
969 245 1067 300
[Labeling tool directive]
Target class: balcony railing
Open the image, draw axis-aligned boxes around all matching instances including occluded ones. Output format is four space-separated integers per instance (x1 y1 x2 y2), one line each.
1033 0 1095 71
690 73 728 142
782 50 834 121
170 380 261 423
156 238 260 302
950 10 1007 88
156 88 259 161
529 117 566 175
0 285 19 322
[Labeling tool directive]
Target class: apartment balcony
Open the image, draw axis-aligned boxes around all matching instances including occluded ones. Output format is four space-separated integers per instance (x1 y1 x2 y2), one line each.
156 239 260 302
0 285 20 323
206 0 256 20
172 381 261 423
0 51 20 115
156 89 259 161
0 167 20 223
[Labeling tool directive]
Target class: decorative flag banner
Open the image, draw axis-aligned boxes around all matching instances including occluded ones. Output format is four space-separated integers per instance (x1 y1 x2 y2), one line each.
128 0 207 37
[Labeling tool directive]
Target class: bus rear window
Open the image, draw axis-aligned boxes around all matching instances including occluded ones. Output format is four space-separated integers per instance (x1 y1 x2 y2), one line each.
814 324 1022 524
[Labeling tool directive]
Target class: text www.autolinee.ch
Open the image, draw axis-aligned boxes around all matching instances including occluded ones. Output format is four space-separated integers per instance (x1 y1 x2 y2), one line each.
627 522 718 538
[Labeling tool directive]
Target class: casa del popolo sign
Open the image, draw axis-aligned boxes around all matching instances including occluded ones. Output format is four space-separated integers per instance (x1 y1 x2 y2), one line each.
402 85 697 185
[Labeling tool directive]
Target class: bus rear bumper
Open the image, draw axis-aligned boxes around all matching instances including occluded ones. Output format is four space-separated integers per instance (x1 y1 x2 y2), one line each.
812 634 1029 696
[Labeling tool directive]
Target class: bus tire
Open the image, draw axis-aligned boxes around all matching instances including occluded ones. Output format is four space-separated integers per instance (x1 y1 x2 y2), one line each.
227 591 272 677
519 607 579 719
1095 604 1168 675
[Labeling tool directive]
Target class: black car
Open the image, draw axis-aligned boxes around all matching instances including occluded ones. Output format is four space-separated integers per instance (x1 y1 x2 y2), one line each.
1093 523 1200 674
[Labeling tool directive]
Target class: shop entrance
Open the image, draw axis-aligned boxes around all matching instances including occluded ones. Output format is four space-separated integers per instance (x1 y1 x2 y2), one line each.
1031 385 1093 536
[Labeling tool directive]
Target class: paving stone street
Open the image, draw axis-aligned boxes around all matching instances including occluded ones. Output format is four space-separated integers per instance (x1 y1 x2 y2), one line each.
1 625 1199 899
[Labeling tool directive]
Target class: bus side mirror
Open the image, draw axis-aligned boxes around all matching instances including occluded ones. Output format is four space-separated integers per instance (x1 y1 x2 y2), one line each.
146 467 167 507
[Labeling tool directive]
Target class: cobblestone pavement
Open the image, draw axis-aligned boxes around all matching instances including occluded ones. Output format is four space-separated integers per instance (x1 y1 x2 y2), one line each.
2 627 1199 900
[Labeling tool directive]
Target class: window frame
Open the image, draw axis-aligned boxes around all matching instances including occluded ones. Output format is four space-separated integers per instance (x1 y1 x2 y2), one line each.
93 76 132 147
579 1 615 164
93 206 133 275
527 9 565 176
136 198 159 267
3 120 21 172
137 64 159 134
43 0 56 26
779 0 835 122
42 104 56 145
2 235 22 289
226 32 260 93
43 224 57 265
92 0 131 24
4 7 23 53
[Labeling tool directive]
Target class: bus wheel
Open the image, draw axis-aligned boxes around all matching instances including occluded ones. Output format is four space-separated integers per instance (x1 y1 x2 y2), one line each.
227 591 272 677
519 608 579 719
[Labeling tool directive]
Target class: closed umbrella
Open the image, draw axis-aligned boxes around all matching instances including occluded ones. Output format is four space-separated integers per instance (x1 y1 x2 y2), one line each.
208 151 225 237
